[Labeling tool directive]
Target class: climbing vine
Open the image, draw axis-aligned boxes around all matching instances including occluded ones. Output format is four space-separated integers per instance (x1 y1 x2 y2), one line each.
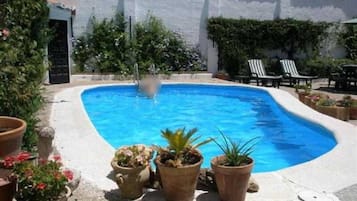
0 0 50 150
207 17 329 76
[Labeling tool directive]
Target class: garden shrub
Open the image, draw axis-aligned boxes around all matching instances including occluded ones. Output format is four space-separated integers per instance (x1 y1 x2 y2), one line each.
339 25 357 60
207 17 329 77
72 14 130 74
0 0 50 151
134 15 203 73
72 13 204 75
303 57 357 77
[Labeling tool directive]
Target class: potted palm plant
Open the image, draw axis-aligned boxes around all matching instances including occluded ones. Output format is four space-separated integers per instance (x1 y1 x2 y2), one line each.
211 132 258 201
154 128 211 201
111 144 153 199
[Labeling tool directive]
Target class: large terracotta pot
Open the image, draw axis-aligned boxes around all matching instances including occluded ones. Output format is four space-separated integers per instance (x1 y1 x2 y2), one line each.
316 105 350 121
155 157 202 201
0 116 27 158
111 161 151 199
211 155 254 201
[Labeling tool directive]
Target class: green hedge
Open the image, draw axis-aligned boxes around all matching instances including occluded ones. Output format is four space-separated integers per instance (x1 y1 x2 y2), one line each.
0 0 50 151
207 17 329 77
73 14 204 75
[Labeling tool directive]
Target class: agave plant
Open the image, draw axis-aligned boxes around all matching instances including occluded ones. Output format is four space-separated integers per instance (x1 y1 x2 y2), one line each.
155 128 212 167
212 130 259 166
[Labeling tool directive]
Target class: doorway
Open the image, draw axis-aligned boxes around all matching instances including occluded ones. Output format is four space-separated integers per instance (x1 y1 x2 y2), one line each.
48 20 70 84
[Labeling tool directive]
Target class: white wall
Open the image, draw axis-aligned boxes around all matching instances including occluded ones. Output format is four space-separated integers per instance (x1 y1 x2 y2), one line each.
68 0 357 73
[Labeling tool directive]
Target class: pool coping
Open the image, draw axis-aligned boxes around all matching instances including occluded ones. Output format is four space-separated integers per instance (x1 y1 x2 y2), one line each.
50 82 357 201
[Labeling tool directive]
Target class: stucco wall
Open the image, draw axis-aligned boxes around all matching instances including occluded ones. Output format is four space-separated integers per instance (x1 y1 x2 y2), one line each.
68 0 357 73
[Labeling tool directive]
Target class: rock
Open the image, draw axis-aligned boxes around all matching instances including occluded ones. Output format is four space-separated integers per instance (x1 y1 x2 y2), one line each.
38 126 55 139
37 126 55 160
247 177 259 193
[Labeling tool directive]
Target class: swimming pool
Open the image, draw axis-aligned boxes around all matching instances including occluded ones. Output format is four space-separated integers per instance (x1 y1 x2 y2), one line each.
81 84 336 172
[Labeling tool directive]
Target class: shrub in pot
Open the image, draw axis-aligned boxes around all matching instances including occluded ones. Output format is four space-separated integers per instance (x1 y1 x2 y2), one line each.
304 93 328 110
154 128 211 201
316 98 349 121
111 144 153 199
337 96 357 120
211 132 258 201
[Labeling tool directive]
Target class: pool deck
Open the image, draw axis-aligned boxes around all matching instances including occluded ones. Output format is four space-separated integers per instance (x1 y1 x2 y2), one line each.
48 79 357 201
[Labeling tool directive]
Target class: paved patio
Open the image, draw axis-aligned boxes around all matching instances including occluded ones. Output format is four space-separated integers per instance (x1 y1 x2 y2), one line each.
40 78 357 201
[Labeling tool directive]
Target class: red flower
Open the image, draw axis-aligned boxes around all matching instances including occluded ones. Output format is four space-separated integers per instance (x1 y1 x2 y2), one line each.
63 170 73 181
3 156 16 168
36 183 46 190
16 152 31 162
53 155 61 162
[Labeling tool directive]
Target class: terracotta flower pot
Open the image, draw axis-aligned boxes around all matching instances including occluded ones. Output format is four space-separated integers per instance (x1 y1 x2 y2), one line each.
297 92 309 103
211 155 254 201
155 157 202 201
0 116 27 159
316 105 350 121
0 178 16 201
111 161 151 199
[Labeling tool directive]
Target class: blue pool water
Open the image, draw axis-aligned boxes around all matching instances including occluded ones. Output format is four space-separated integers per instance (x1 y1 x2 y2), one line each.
81 84 336 172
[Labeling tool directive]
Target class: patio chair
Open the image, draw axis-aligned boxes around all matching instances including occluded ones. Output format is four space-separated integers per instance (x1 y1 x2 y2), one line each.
280 59 317 86
248 59 282 88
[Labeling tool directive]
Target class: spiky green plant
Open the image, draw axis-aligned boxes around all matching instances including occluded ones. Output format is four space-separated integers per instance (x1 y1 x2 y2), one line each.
212 131 259 166
155 128 212 167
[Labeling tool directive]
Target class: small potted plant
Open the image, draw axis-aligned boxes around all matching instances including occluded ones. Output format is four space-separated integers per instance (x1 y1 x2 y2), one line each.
316 98 349 121
304 93 328 110
0 151 33 201
294 84 311 103
12 155 73 201
338 95 357 120
154 128 212 201
211 132 258 201
111 144 153 199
